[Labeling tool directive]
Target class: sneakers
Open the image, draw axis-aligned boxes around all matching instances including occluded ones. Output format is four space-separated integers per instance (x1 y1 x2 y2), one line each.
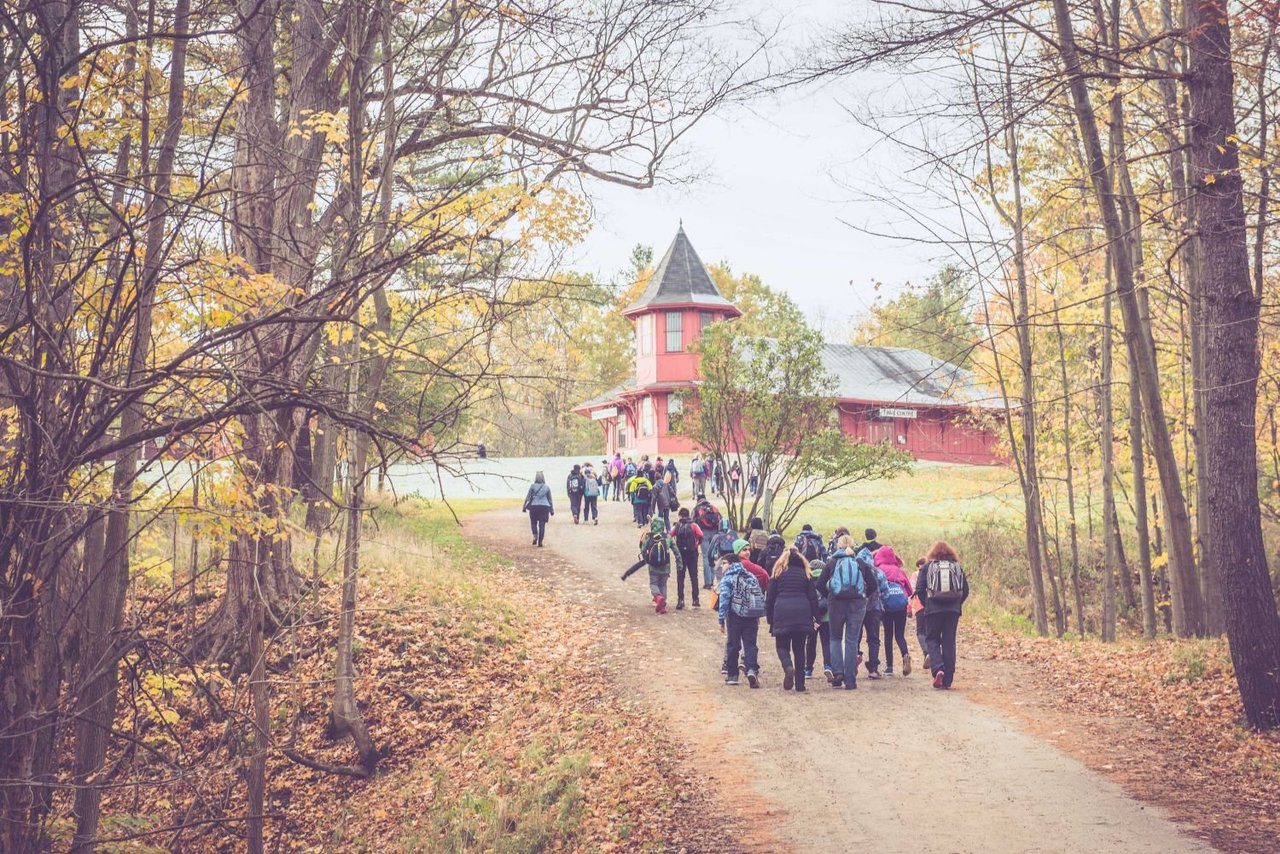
923 653 931 671
933 670 945 689
804 668 813 679
884 668 894 677
532 537 538 546
573 517 579 525
868 669 882 680
783 666 795 691
702 583 713 590
844 681 858 690
692 601 701 609
720 665 728 676
903 654 912 676
746 670 760 689
725 676 739 686
593 519 598 526
654 594 667 614
676 600 685 611
830 672 843 688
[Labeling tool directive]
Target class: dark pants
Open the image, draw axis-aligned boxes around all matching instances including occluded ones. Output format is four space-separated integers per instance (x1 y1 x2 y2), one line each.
677 547 700 604
883 609 909 671
775 632 808 690
583 495 598 520
632 502 646 525
916 611 929 657
861 609 883 672
827 597 866 687
926 611 961 687
528 506 548 544
700 535 717 587
658 508 670 529
569 493 583 520
725 612 759 675
805 623 831 672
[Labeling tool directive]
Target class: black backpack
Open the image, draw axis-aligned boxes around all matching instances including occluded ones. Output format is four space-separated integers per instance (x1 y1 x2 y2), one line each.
759 533 786 571
646 538 671 569
675 520 698 551
795 532 822 563
636 483 652 503
568 475 582 493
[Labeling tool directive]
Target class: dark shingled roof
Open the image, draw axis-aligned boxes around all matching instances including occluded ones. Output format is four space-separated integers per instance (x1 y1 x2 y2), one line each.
624 226 737 314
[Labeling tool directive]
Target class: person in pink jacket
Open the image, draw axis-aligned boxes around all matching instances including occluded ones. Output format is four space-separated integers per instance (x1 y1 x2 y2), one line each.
874 546 914 676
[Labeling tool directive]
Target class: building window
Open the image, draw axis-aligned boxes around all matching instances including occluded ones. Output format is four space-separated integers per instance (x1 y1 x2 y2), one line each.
700 311 714 336
665 311 683 352
637 314 654 356
667 395 683 416
641 396 655 436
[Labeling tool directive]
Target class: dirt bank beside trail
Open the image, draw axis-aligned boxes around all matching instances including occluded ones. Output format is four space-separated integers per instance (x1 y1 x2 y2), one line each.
466 506 1216 853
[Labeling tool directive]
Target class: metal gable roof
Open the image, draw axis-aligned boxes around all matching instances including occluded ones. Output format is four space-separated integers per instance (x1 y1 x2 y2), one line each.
819 342 1000 409
623 226 737 314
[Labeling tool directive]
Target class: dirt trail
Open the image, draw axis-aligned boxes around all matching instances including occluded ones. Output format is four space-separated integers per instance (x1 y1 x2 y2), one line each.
467 506 1214 853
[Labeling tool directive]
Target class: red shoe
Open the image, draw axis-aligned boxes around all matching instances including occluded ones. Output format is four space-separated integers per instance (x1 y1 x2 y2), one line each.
655 594 666 614
932 670 945 689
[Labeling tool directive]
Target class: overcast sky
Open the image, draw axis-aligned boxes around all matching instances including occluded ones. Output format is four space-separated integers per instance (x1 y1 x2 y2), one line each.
568 0 950 333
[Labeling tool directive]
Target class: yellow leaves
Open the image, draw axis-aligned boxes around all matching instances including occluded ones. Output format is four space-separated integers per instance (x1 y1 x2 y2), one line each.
287 109 350 147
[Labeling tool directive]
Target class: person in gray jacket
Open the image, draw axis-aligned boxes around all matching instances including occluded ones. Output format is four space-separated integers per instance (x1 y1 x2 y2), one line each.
522 471 554 547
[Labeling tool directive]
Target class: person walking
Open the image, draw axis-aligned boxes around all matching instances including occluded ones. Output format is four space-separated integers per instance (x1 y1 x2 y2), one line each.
664 457 679 491
582 466 601 525
915 541 969 689
690 454 707 500
805 559 832 682
729 460 742 496
621 518 683 614
671 508 703 609
614 455 629 502
566 465 585 524
627 469 653 527
746 517 768 565
817 535 868 689
911 558 929 667
717 538 767 687
855 530 885 679
521 472 554 547
655 471 676 529
875 546 913 676
600 460 612 501
692 497 723 589
766 548 822 693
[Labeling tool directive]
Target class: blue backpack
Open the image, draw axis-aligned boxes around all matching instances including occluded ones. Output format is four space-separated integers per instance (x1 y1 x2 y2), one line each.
883 579 909 611
730 567 766 618
828 554 865 600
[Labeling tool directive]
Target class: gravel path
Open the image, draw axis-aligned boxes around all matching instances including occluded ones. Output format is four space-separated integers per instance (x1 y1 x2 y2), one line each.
466 505 1215 853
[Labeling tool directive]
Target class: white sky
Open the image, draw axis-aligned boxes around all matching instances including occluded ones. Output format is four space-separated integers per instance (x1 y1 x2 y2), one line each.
569 0 948 333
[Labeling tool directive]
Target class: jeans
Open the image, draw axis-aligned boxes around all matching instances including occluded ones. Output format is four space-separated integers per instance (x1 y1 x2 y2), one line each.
658 508 670 530
827 598 867 687
649 569 669 601
926 611 961 687
861 609 883 672
883 609 909 670
601 481 611 500
775 632 808 690
569 493 583 521
700 536 717 587
677 548 700 604
915 611 929 657
528 506 549 545
632 502 646 525
583 495 598 521
692 474 706 499
805 623 831 672
725 612 759 675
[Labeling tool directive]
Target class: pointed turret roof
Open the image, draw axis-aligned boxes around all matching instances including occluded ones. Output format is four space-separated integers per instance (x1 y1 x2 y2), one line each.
622 226 740 317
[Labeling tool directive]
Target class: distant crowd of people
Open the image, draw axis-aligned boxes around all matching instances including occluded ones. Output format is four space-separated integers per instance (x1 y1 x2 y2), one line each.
523 456 970 691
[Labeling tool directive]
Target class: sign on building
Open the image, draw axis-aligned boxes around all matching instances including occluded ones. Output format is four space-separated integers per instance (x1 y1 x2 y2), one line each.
591 407 618 421
877 407 918 420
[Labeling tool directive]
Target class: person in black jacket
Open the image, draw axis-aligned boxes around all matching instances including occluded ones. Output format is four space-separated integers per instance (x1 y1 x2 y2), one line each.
565 465 585 524
766 548 821 692
915 540 970 689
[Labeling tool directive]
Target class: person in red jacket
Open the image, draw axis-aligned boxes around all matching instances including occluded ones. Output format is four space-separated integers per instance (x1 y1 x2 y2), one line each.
669 508 703 609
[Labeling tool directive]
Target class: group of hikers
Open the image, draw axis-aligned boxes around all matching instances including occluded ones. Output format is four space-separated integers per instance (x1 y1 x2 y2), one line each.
524 463 970 691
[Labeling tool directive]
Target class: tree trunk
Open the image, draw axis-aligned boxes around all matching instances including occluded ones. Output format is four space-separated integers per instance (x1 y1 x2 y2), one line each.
1128 357 1158 638
1050 0 1204 636
1053 299 1086 636
1100 262 1118 643
1188 0 1280 728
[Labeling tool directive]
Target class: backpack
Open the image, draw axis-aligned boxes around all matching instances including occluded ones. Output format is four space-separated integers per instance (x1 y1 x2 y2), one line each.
691 459 705 476
748 529 768 552
584 476 599 497
883 578 909 611
568 475 582 493
645 538 671 570
759 533 785 571
926 560 967 601
795 533 822 563
636 482 652 503
694 503 722 531
828 554 866 600
675 520 698 551
625 462 637 478
730 568 766 618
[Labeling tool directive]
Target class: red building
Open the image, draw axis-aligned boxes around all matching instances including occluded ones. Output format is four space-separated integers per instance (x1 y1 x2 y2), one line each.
573 227 1004 465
